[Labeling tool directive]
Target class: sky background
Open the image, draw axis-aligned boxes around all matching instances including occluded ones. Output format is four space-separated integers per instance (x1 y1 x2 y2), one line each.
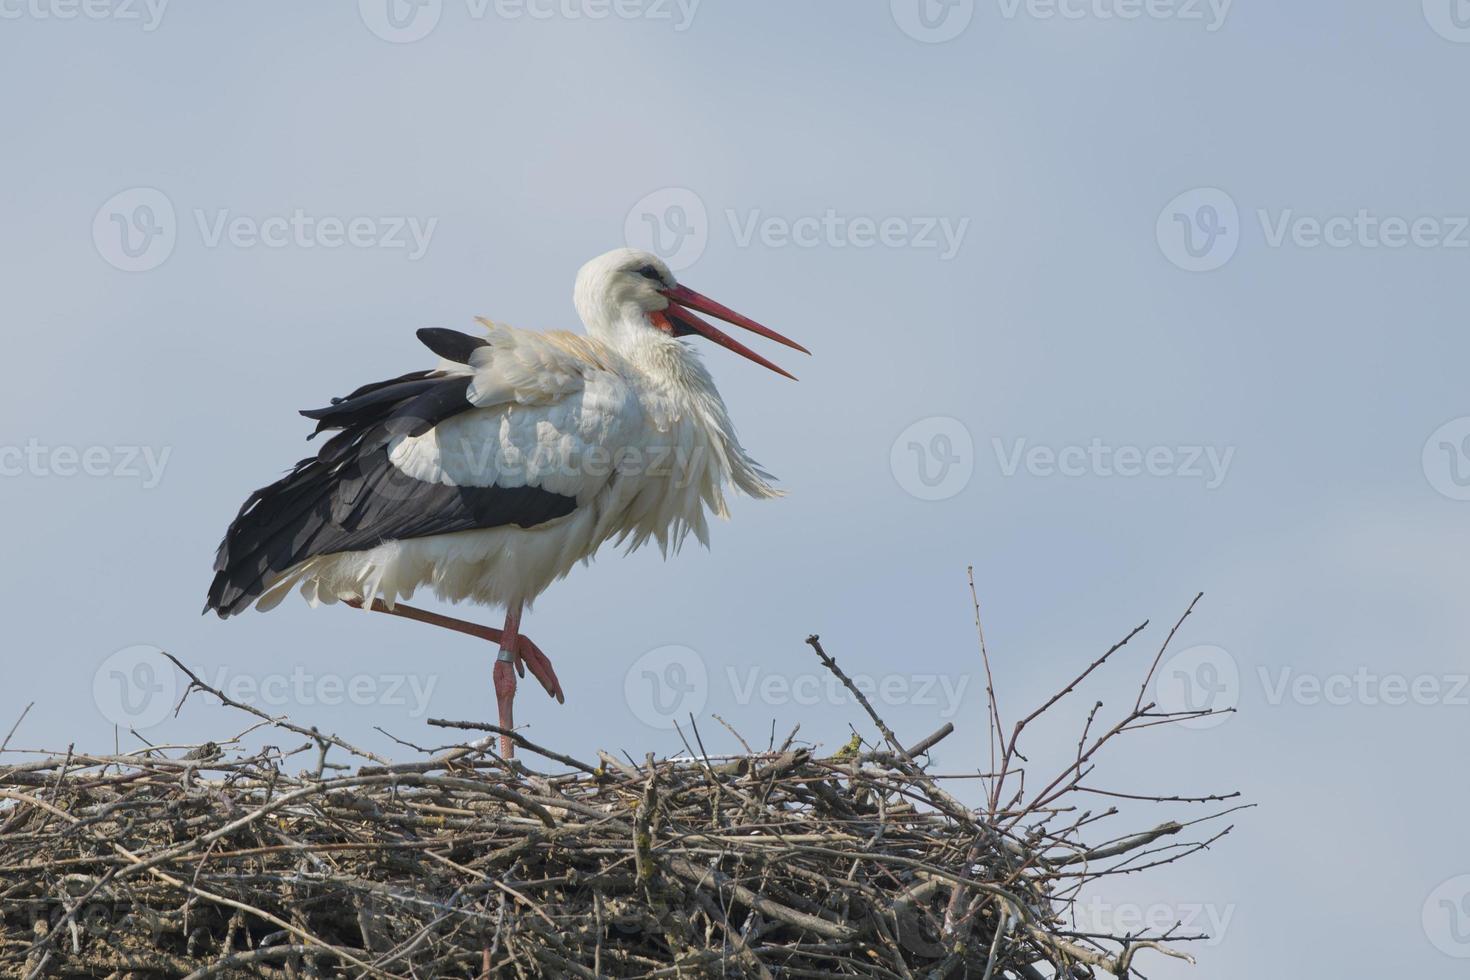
3 1 1469 975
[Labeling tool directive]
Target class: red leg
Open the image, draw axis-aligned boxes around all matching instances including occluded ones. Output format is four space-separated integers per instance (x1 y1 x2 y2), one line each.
493 604 522 758
348 598 505 644
348 599 565 759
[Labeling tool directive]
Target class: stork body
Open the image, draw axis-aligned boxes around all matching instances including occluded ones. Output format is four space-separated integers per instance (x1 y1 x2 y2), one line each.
206 249 806 754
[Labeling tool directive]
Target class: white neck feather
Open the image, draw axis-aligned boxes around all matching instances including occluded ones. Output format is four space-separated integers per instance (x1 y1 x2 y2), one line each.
573 257 782 509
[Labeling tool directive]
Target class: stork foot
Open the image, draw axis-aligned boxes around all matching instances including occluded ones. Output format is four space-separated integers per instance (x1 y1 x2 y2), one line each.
511 633 565 705
493 633 564 758
343 597 566 759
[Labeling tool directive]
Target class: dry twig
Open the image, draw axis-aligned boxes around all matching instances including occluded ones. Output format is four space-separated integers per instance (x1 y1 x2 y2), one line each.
0 597 1236 978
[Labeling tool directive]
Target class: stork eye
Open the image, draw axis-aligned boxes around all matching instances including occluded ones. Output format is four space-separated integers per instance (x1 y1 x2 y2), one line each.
635 265 665 284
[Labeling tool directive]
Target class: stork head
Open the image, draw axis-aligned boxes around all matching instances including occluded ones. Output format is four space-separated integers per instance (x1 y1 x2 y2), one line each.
574 248 808 380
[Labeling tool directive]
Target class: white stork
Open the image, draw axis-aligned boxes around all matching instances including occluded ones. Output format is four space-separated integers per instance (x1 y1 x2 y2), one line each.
206 248 807 755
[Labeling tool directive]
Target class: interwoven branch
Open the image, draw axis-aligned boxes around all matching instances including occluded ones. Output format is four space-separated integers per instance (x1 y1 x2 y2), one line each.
0 598 1239 978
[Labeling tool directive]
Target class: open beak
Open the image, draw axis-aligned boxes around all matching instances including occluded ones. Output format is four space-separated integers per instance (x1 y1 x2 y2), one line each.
653 283 810 381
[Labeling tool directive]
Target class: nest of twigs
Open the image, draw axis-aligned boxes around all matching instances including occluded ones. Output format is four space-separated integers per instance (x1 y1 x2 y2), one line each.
1 594 1243 979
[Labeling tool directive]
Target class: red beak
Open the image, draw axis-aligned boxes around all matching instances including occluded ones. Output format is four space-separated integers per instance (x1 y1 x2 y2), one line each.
655 283 810 381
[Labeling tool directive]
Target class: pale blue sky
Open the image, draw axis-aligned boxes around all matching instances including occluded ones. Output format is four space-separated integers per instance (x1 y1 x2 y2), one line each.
3 2 1469 975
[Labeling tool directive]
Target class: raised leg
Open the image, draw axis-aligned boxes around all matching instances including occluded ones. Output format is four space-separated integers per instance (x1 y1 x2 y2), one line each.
346 599 565 758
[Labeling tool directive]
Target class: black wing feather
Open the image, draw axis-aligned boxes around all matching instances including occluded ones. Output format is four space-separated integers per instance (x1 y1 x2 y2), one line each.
205 363 577 619
301 375 445 434
417 327 491 364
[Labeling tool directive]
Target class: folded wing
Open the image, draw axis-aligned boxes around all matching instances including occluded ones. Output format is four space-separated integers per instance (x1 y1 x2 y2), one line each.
204 325 619 618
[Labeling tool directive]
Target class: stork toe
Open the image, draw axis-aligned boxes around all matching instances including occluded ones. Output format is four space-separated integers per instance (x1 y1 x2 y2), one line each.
515 635 565 704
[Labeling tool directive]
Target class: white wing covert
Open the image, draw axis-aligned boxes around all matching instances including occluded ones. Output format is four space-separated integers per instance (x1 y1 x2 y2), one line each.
205 323 637 616
390 320 645 504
